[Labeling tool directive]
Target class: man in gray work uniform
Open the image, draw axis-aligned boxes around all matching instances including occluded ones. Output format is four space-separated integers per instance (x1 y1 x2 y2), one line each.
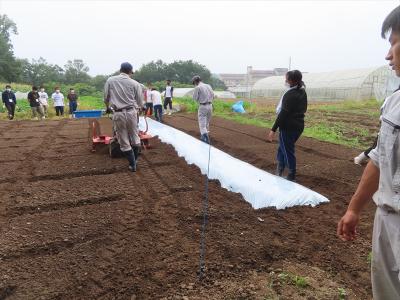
192 75 214 144
337 6 400 299
104 62 144 172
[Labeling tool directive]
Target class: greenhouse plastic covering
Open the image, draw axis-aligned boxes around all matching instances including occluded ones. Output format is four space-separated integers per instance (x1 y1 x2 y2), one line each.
251 65 400 101
140 117 329 209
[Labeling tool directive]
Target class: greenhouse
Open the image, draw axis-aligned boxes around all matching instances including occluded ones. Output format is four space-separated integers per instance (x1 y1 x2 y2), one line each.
251 65 400 102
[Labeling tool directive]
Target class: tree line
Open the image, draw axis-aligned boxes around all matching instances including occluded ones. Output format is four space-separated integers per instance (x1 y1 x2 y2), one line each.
0 14 226 93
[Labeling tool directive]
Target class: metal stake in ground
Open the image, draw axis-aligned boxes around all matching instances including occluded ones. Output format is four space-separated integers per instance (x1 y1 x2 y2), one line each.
198 138 212 280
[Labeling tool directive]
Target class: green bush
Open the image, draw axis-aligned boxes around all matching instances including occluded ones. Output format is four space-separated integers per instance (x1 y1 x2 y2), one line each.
0 82 31 92
174 97 253 114
41 82 99 97
78 95 104 110
73 83 96 96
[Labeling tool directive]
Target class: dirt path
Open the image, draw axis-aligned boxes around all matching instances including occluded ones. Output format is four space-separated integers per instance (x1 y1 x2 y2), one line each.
0 115 374 299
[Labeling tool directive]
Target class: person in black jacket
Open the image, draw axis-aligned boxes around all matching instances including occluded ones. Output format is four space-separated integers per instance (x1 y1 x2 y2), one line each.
27 86 45 120
2 85 17 120
267 70 307 181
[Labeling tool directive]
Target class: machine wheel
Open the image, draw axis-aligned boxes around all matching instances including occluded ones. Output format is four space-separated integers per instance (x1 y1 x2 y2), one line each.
141 139 150 149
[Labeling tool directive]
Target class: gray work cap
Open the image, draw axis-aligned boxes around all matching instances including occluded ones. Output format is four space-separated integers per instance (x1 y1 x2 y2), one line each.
192 75 201 84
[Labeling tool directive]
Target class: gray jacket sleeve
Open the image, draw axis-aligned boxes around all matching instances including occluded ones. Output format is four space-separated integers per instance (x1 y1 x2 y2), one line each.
104 79 110 103
192 87 200 102
368 144 380 168
136 84 144 108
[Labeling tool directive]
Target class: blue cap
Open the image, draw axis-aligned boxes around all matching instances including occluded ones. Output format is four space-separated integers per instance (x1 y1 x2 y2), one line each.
120 62 133 72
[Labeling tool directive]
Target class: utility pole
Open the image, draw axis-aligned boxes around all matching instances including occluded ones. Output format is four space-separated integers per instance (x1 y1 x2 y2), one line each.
288 56 292 71
246 66 252 99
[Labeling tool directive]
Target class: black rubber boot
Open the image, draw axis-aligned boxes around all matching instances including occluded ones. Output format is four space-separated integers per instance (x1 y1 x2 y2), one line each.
276 164 284 177
123 150 136 172
200 133 210 144
133 145 141 161
286 170 296 182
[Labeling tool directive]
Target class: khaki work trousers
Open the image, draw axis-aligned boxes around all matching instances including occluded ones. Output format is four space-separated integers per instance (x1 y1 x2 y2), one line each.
113 109 140 152
198 104 212 135
31 106 44 119
372 207 400 300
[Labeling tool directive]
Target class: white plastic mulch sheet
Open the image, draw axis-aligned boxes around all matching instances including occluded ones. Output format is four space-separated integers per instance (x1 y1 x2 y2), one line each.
139 117 329 210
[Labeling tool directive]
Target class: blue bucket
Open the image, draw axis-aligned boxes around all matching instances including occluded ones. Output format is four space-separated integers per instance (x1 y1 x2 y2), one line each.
74 110 103 118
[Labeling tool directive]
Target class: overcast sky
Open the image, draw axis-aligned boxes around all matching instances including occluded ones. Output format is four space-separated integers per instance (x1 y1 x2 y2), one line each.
1 0 399 75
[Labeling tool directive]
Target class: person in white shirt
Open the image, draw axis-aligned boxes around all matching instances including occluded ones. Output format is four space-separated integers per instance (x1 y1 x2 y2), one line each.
38 86 49 117
151 88 163 122
145 86 153 116
163 79 174 115
51 87 65 116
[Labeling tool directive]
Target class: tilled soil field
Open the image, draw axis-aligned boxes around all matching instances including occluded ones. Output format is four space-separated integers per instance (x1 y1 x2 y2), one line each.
0 114 375 299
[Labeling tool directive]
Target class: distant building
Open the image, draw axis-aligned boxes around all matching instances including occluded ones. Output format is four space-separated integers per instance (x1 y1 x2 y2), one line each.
218 66 288 97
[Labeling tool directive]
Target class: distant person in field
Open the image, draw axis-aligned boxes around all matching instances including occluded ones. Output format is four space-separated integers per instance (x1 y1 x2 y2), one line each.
2 84 17 120
145 85 153 116
267 70 307 182
338 6 400 300
67 88 79 116
52 87 65 116
27 86 45 120
192 75 214 144
104 62 144 172
151 87 163 122
163 79 174 115
38 86 49 117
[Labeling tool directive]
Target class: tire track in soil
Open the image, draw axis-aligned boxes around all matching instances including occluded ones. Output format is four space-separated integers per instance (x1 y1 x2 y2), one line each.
80 153 199 299
1 121 121 299
6 119 68 181
0 120 125 300
29 167 126 182
0 232 105 262
0 122 16 138
0 121 65 229
75 169 155 298
128 156 193 298
6 193 124 217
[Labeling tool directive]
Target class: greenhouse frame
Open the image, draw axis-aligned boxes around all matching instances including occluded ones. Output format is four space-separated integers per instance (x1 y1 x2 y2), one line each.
251 65 400 102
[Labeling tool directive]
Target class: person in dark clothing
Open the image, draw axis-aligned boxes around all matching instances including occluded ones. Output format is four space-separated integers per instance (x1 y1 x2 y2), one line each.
267 70 307 181
27 86 45 120
67 88 79 115
2 85 17 120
